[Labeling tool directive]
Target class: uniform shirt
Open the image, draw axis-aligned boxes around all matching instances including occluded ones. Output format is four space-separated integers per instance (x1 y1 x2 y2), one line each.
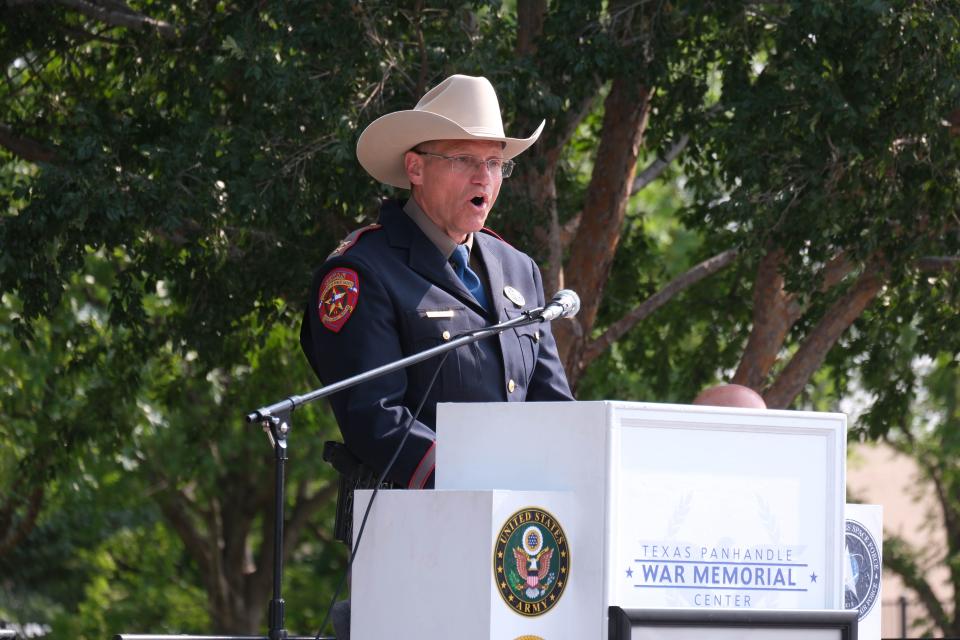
403 197 492 312
300 199 573 489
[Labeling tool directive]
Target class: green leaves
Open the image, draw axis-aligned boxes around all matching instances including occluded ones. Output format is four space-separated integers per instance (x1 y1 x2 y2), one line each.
3 0 960 634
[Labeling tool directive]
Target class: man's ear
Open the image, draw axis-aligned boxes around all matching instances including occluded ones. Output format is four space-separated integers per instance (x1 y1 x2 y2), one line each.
404 151 424 186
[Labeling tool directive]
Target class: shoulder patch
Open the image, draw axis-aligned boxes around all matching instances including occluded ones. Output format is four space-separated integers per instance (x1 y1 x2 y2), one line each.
318 268 360 333
328 223 382 259
480 226 511 246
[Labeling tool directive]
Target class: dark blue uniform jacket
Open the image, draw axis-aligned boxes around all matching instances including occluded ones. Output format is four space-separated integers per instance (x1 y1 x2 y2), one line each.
300 199 573 489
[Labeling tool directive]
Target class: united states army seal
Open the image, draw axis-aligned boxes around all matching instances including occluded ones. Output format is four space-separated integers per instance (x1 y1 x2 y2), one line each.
494 507 569 617
844 519 881 620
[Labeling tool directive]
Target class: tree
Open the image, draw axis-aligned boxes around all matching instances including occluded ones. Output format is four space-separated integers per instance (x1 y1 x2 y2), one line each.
0 253 341 635
1 256 145 574
864 354 960 637
499 1 960 408
3 0 960 635
2 0 380 632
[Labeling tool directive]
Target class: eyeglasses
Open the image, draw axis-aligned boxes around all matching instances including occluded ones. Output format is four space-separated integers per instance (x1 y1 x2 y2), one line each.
413 151 515 178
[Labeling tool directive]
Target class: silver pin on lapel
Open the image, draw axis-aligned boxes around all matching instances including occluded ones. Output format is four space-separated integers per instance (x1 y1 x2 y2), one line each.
503 286 525 307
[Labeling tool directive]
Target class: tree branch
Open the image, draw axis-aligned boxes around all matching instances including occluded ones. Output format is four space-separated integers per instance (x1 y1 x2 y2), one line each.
154 485 216 583
732 249 856 391
0 124 58 164
561 132 690 247
731 248 799 389
579 248 739 371
0 486 44 559
558 77 653 385
883 534 951 635
205 491 230 596
522 86 601 294
917 256 960 272
284 478 338 555
246 478 337 617
52 0 177 38
819 251 856 290
630 134 689 196
411 0 428 98
559 212 581 250
60 23 124 44
763 259 885 408
217 469 261 587
909 445 960 560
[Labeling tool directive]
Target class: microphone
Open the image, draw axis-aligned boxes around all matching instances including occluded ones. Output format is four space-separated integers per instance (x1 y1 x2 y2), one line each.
532 289 580 322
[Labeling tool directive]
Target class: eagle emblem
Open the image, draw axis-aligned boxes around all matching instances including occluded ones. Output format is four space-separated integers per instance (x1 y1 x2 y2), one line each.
514 545 554 597
494 507 570 617
844 519 881 620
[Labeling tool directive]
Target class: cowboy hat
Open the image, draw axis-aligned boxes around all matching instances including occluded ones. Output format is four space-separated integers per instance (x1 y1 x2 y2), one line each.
356 74 545 189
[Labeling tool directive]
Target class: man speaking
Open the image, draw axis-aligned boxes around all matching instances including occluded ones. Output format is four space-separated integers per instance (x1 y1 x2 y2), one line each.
300 74 573 493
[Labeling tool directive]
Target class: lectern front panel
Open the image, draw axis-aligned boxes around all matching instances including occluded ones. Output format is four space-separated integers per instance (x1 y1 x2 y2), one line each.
607 404 845 612
437 400 846 639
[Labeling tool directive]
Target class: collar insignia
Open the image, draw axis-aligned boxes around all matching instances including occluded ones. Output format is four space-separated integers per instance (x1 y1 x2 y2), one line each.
327 223 382 260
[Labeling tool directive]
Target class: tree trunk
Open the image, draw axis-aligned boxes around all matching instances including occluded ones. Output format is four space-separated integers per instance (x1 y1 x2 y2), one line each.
0 124 58 164
155 461 336 634
557 77 652 389
516 0 546 57
515 155 564 295
0 485 44 560
579 249 739 374
763 261 885 408
732 248 802 390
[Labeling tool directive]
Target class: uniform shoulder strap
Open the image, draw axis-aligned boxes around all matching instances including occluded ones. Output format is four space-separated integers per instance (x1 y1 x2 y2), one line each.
327 223 382 260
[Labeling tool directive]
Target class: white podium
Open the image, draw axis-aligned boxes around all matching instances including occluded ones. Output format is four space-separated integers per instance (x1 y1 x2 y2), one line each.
351 401 847 640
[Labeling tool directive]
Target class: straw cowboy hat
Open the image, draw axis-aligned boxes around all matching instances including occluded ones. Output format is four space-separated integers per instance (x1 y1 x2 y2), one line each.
356 74 545 189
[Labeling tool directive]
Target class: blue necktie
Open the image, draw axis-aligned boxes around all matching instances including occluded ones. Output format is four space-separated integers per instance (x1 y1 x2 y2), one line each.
451 244 490 312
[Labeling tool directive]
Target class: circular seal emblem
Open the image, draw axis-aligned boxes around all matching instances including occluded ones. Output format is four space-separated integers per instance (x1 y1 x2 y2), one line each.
318 267 360 333
844 519 881 620
494 507 569 617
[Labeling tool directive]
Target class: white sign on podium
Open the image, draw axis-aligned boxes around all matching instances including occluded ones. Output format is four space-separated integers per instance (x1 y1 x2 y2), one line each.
350 401 847 639
437 401 846 636
350 489 590 639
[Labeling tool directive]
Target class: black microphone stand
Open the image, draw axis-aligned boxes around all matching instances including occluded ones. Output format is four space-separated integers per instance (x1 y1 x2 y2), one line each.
245 310 546 423
115 308 552 640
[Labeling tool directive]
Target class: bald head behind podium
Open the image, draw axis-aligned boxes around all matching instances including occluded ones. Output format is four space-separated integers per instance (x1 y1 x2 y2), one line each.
693 384 767 409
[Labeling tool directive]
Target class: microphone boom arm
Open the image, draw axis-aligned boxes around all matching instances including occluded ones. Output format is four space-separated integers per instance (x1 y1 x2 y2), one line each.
246 309 550 423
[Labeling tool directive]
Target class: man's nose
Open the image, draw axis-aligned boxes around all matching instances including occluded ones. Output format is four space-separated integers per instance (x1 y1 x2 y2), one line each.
471 160 495 182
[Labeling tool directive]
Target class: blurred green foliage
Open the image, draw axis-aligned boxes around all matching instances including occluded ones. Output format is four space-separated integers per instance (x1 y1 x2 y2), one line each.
2 0 960 637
